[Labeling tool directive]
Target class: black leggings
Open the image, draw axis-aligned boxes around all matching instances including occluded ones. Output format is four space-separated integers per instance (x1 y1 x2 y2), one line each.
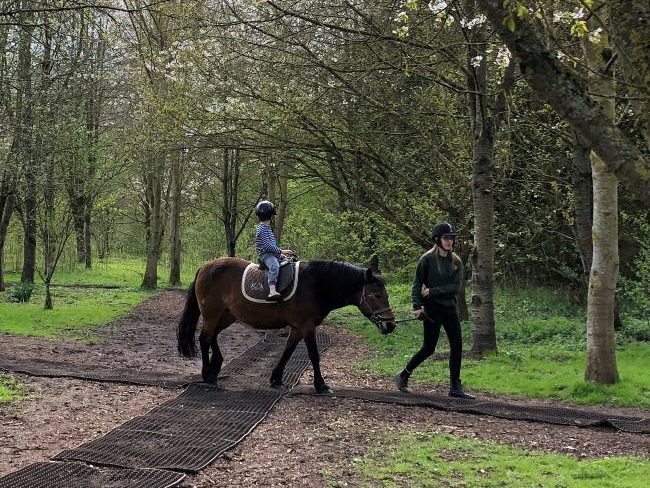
405 307 462 383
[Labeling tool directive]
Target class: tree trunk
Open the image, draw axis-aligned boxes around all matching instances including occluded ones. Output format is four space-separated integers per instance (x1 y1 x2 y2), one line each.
274 163 289 243
169 151 183 286
586 156 619 383
72 203 86 264
43 162 55 310
141 159 164 289
470 129 497 355
222 148 240 257
572 132 593 282
466 15 497 355
16 14 36 284
83 206 92 268
455 239 471 322
0 186 16 292
583 5 619 383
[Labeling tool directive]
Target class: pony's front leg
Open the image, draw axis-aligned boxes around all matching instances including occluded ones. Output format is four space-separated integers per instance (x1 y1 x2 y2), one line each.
270 328 302 389
304 330 332 394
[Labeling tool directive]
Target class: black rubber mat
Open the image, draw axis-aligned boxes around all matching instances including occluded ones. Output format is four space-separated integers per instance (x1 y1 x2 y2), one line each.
0 461 185 488
219 329 331 389
50 329 330 472
0 329 330 390
2 326 330 481
53 385 284 472
0 358 200 389
290 388 650 434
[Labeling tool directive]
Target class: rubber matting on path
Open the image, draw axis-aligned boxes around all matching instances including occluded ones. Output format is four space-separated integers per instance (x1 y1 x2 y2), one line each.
0 358 200 389
218 330 331 389
1 327 331 483
0 329 330 390
0 461 185 488
53 385 284 472
290 388 650 434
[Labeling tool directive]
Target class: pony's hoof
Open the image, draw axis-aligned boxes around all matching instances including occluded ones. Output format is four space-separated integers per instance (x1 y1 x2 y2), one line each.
270 381 284 390
314 385 334 395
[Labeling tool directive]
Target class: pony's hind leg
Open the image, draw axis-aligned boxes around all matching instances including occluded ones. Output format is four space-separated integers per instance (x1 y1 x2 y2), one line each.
270 328 303 389
199 319 220 384
200 311 236 385
304 329 332 394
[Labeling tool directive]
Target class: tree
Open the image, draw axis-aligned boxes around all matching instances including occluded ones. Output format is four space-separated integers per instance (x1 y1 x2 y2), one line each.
476 0 649 205
475 0 647 383
15 5 37 284
582 2 619 383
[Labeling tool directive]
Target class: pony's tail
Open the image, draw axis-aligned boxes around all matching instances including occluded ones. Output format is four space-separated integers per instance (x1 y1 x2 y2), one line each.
177 276 200 358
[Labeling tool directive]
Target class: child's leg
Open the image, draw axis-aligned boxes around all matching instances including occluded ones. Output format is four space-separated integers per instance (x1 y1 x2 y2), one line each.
262 254 280 296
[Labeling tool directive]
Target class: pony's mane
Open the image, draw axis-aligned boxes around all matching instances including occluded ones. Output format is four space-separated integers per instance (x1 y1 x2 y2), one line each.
304 260 367 287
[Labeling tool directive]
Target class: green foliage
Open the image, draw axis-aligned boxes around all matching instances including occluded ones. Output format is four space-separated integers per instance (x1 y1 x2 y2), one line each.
282 184 424 266
336 432 650 487
620 223 650 319
0 286 152 339
329 283 650 407
618 317 650 343
6 282 35 303
0 375 26 404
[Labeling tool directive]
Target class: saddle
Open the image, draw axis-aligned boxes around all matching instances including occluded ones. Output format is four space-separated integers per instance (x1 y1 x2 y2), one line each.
241 260 300 303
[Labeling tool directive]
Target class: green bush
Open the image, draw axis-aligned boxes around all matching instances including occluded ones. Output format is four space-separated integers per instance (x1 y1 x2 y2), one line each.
619 317 650 342
7 283 35 303
621 223 650 319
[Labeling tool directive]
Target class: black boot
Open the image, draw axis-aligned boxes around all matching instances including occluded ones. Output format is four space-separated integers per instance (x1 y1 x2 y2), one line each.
449 379 475 400
395 371 411 393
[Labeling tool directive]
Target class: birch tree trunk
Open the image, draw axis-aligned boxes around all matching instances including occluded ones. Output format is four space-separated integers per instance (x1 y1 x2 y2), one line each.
466 9 497 355
584 6 619 383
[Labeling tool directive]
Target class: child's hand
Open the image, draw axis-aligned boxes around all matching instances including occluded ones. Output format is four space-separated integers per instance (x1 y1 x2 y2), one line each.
282 249 294 256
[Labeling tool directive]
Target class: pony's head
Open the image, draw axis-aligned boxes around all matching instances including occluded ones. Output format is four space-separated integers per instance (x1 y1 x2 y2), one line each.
357 268 396 335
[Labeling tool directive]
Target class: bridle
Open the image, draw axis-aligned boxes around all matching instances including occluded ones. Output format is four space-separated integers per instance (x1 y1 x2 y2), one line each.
359 284 395 326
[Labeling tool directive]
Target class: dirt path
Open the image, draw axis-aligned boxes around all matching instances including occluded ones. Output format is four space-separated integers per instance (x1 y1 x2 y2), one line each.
1 291 648 486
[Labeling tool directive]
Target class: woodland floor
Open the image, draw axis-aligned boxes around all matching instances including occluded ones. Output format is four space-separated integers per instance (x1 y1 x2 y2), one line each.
0 291 648 487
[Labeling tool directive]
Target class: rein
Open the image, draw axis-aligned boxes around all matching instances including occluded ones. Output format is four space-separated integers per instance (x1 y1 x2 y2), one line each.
393 317 419 324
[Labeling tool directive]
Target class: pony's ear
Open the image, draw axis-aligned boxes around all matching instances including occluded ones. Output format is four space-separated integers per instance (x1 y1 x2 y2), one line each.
368 256 381 275
365 267 375 281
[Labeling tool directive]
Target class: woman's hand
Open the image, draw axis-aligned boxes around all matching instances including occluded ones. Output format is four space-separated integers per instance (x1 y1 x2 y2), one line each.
412 307 425 320
422 287 430 299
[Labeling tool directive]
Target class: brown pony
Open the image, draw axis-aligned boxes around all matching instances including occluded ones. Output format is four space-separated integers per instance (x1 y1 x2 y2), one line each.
177 257 396 393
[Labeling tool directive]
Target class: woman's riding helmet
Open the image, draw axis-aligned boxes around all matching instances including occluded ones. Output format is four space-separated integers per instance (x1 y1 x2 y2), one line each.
432 222 458 241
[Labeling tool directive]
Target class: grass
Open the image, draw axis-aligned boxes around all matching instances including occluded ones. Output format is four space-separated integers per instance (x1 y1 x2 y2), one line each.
329 283 650 407
0 285 152 339
0 376 25 404
2 256 204 288
329 432 650 487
